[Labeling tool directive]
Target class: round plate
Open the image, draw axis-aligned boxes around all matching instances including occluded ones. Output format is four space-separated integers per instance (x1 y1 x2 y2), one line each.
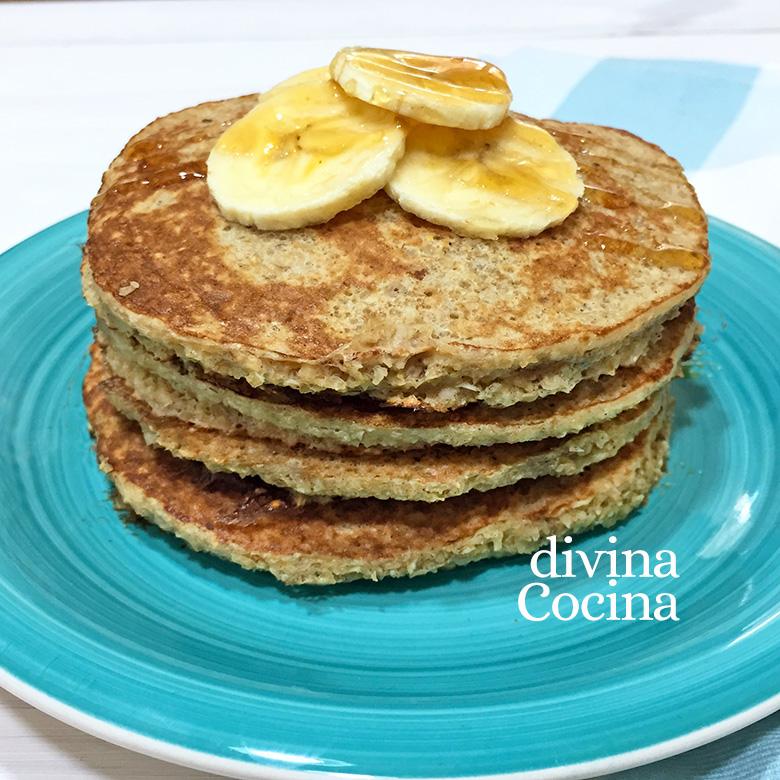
1 214 779 780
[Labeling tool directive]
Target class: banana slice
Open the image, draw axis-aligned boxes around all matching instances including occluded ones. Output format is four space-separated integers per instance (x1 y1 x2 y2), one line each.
258 66 331 102
207 78 405 231
330 47 512 130
386 115 584 239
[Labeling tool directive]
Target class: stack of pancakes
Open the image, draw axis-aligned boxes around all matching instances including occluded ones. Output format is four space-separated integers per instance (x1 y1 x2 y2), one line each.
81 95 709 585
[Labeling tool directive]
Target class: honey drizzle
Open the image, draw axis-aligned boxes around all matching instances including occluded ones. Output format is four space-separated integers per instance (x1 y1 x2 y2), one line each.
404 118 579 215
546 126 629 161
585 234 708 271
108 138 207 196
107 92 707 276
353 49 510 103
660 201 706 227
215 81 400 175
582 185 632 210
577 161 702 229
564 136 707 272
558 130 708 270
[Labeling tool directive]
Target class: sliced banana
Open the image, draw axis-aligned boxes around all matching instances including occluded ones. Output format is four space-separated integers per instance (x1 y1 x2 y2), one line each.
207 78 405 231
258 66 331 102
330 47 512 130
386 115 584 239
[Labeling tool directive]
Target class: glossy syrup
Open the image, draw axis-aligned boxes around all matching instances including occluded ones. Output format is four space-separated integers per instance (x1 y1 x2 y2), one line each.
585 235 708 271
558 132 708 270
215 80 400 176
342 48 512 105
108 138 207 196
407 116 581 216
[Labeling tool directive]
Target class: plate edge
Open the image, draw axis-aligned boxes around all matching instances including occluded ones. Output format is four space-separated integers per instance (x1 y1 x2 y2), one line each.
2 666 780 780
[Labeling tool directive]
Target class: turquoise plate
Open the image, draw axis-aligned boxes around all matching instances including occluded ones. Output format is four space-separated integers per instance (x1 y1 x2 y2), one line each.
1 214 779 780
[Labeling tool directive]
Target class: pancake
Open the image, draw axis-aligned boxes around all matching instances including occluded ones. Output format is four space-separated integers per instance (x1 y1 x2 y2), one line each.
84 358 672 585
82 95 709 411
92 345 668 502
92 293 682 412
97 299 697 450
80 82 709 585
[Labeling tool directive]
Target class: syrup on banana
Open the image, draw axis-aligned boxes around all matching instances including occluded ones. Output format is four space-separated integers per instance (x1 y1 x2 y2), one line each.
207 48 584 238
207 76 404 230
330 47 512 130
387 116 584 239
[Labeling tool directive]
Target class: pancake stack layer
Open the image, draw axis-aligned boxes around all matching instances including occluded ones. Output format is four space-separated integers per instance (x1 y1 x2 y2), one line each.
81 94 710 585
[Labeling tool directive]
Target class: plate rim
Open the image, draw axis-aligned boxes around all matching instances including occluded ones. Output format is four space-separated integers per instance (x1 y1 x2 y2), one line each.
3 666 780 780
1 211 780 779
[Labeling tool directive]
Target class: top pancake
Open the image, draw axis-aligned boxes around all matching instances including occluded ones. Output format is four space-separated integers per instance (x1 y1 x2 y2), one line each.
83 95 709 403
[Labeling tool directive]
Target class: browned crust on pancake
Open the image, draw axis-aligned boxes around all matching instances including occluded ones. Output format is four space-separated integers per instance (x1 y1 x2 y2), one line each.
92 342 666 501
98 299 697 449
84 351 671 585
83 95 709 397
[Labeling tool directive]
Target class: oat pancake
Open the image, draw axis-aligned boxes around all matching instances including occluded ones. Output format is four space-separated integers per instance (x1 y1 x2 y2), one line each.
84 360 672 585
97 299 697 450
92 346 668 501
82 96 709 410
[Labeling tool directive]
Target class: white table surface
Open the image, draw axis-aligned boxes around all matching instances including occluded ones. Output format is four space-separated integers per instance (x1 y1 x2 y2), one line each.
2 2 780 778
